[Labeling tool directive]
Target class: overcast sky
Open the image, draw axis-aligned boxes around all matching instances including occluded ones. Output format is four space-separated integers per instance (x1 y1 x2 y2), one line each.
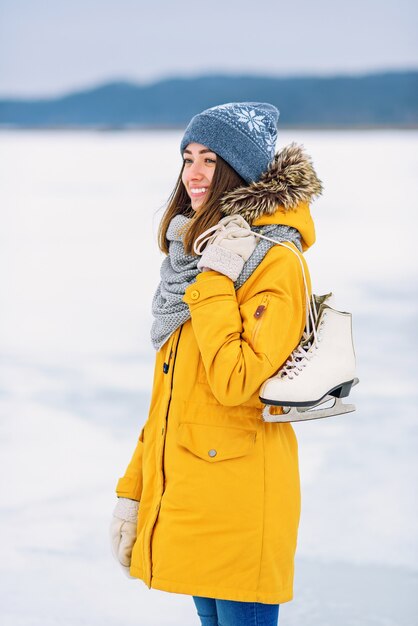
0 0 417 98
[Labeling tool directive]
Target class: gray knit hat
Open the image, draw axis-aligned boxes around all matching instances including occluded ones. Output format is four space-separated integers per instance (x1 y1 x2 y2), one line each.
180 102 279 183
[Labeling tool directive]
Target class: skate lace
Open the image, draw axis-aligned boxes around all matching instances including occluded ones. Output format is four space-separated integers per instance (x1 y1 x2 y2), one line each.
278 316 326 379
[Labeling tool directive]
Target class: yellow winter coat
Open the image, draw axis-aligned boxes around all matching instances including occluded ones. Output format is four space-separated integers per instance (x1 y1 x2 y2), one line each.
115 144 322 604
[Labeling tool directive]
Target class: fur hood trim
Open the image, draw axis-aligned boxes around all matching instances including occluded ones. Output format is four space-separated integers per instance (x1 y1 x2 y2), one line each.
219 143 323 223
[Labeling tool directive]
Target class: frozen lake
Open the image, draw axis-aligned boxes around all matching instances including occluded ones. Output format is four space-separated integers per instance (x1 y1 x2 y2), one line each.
0 129 417 625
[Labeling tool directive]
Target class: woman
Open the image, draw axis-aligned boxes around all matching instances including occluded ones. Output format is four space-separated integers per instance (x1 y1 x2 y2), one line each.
110 102 322 626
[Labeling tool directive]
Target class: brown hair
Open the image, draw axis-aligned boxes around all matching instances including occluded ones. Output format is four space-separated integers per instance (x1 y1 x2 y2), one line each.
157 155 246 255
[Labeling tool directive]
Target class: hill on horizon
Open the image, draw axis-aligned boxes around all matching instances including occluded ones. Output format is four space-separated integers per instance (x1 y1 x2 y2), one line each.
0 70 417 128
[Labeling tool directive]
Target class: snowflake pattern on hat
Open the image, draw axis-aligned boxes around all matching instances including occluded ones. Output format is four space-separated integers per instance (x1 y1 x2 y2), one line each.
236 107 266 132
207 102 278 158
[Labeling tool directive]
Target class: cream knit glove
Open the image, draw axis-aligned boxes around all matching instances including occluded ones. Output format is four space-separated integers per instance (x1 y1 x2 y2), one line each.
110 497 139 579
194 215 258 281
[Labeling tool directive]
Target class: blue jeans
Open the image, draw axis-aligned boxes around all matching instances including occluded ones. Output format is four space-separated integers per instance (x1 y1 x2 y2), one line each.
192 596 280 626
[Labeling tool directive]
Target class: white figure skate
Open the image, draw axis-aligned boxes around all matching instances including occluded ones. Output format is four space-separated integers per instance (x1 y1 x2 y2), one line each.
260 298 359 422
247 231 359 423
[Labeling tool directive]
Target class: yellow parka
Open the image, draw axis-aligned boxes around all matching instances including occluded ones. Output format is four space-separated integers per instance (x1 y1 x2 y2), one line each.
115 144 322 604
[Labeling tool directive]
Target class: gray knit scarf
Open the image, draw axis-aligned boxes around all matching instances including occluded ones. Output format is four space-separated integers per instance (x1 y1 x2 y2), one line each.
150 214 302 350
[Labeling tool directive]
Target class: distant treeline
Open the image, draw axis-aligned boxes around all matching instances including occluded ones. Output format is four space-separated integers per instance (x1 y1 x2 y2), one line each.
0 70 417 128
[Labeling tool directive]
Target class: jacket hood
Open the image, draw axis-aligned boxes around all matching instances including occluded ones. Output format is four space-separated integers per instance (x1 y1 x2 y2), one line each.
219 143 323 252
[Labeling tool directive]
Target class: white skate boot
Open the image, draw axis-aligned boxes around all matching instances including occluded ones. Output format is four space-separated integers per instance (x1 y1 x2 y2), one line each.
246 229 359 423
260 297 358 422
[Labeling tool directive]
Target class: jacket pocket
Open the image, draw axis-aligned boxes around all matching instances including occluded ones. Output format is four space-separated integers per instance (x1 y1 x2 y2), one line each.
177 422 257 463
251 293 272 347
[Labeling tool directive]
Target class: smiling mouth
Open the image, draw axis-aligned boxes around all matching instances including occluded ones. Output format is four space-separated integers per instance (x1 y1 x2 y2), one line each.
189 187 208 196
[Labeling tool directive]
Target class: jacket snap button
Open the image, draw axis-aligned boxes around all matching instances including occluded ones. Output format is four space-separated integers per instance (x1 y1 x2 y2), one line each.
208 449 217 457
190 290 200 300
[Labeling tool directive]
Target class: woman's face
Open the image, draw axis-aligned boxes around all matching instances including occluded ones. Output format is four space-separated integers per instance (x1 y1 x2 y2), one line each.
181 142 217 211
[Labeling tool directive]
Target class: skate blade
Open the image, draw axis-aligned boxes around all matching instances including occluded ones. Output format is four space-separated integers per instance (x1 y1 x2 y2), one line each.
262 396 356 423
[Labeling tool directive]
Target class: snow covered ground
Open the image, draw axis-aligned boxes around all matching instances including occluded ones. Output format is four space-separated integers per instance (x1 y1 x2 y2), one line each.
0 130 417 625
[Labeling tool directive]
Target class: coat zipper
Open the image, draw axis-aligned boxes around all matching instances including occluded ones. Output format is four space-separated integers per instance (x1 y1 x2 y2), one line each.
145 325 183 587
251 293 272 346
161 326 182 481
163 332 176 374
